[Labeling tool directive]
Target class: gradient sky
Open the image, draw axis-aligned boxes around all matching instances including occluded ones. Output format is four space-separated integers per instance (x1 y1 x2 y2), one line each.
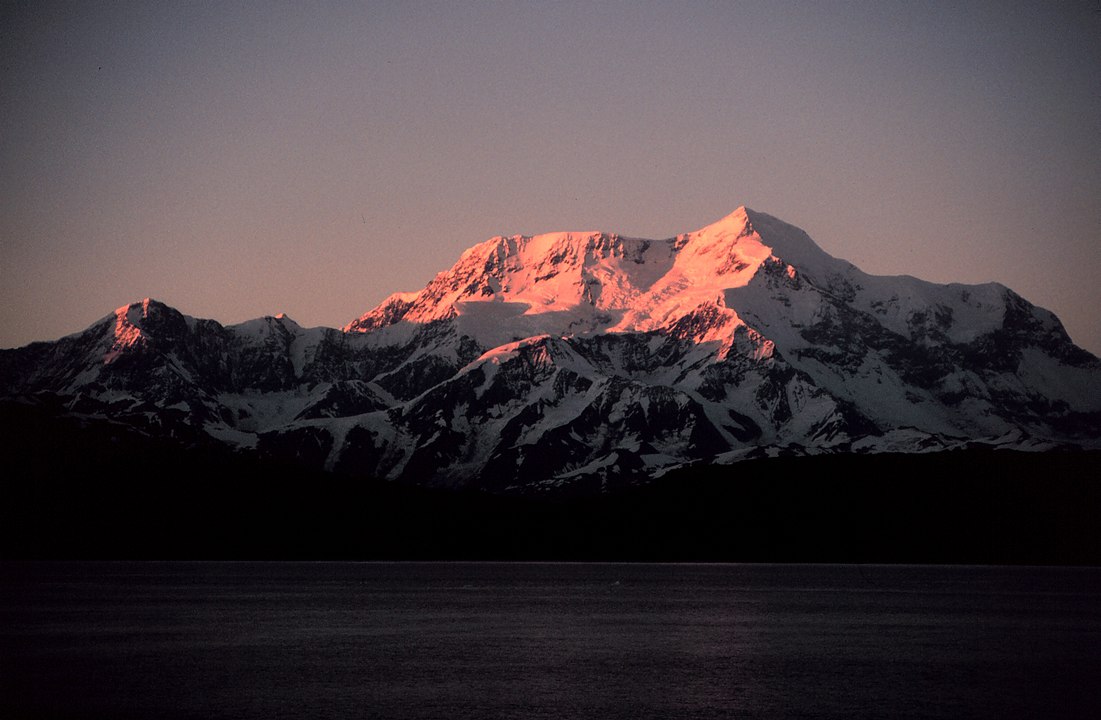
3 1 1100 355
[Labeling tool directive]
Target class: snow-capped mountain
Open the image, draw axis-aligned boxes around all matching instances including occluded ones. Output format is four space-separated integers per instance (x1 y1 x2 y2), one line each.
3 207 1099 492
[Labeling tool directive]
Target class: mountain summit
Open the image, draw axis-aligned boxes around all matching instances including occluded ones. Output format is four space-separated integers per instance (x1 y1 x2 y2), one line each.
3 207 1099 492
345 207 828 343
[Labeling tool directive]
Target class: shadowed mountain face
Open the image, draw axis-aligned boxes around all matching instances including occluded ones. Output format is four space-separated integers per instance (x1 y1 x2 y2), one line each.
3 207 1099 493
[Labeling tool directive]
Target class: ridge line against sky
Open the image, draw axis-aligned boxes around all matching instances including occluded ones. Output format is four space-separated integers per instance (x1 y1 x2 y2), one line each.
2 1 1099 355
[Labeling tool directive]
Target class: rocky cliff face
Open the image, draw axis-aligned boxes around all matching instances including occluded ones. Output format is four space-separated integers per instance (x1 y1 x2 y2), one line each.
3 207 1098 492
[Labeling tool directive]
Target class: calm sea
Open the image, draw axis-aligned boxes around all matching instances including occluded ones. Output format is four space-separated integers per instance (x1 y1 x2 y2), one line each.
2 562 1099 719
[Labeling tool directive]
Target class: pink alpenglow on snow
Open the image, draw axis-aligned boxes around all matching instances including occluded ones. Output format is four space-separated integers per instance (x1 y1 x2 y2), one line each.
104 298 155 365
2 206 1098 492
345 207 804 355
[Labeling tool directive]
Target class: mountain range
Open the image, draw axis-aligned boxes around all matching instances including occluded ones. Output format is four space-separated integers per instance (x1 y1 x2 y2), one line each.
3 206 1099 494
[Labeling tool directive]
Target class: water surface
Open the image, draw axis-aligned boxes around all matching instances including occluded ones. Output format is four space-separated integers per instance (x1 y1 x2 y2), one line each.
2 562 1099 719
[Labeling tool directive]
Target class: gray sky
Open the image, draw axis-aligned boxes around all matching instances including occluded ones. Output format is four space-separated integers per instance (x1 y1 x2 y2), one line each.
3 1 1100 355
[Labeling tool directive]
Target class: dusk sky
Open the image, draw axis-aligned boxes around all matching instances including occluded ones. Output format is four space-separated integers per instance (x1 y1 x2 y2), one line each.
3 1 1100 355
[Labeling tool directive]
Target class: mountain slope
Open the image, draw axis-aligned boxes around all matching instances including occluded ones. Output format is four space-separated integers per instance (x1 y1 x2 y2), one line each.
2 207 1098 492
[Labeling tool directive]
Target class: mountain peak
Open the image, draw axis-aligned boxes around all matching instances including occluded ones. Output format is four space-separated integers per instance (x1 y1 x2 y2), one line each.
272 312 301 328
686 205 759 237
100 298 191 364
343 206 841 341
687 206 843 280
716 204 754 226
105 299 157 363
108 297 171 337
114 297 160 319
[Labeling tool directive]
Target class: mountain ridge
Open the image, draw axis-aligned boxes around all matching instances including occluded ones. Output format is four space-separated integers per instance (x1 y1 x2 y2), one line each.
2 206 1098 493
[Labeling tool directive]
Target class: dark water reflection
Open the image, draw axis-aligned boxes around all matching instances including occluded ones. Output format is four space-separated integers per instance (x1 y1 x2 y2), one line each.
2 562 1099 719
